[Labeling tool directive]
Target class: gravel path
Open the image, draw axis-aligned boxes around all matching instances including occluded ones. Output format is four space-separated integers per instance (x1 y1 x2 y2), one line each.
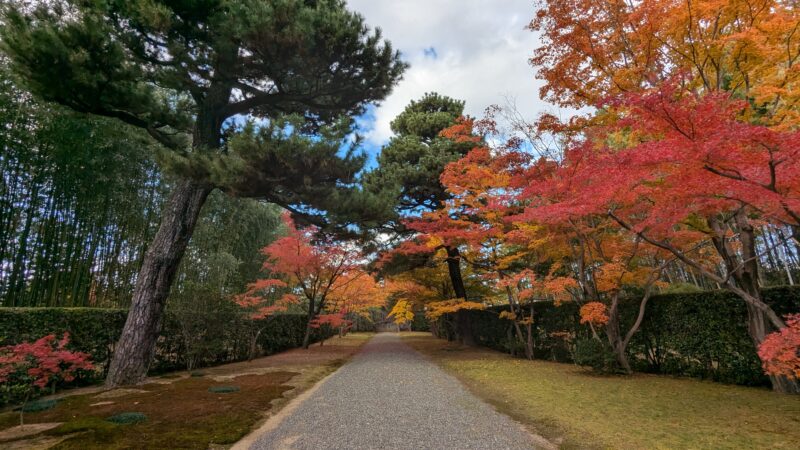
248 333 540 450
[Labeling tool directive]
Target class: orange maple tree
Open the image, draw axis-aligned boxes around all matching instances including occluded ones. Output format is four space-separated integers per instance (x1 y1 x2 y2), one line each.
530 0 800 129
251 213 365 348
324 271 386 336
434 117 673 369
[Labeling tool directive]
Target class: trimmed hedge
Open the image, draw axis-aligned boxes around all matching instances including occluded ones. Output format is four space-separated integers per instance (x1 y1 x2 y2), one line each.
410 311 430 332
0 308 332 383
436 286 800 387
0 308 127 375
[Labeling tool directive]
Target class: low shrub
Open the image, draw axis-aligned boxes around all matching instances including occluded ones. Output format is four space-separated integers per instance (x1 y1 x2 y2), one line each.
573 338 618 373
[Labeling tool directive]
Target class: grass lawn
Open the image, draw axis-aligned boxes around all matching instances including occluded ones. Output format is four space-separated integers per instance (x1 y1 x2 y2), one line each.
0 333 372 449
403 332 800 450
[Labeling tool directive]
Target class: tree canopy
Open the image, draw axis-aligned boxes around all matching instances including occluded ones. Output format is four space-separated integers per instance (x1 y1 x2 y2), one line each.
364 93 470 219
1 0 406 220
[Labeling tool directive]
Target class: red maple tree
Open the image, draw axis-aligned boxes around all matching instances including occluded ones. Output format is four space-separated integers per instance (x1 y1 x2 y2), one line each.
0 333 93 424
522 83 799 388
252 213 365 348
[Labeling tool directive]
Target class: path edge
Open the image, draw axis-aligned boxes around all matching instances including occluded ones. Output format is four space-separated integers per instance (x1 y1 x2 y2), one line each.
230 337 369 450
399 332 558 450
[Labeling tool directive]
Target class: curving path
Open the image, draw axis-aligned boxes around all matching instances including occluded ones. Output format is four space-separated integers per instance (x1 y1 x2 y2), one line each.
246 333 540 450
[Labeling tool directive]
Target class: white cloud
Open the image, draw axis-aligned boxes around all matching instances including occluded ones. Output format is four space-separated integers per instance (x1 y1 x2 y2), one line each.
347 0 557 146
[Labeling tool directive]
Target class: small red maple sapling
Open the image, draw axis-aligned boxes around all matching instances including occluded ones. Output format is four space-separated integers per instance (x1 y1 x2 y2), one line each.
758 314 800 381
0 333 93 425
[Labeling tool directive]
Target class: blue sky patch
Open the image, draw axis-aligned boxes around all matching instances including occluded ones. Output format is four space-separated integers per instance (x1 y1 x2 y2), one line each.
423 46 438 59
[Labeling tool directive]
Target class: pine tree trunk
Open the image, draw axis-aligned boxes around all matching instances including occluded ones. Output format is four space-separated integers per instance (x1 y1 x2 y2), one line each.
445 246 466 298
445 246 476 346
105 179 211 386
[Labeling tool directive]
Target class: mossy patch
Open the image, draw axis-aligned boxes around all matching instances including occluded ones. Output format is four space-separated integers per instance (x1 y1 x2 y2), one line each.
0 372 297 449
20 399 59 412
106 412 147 425
208 386 240 394
51 417 118 435
189 371 205 377
0 413 19 430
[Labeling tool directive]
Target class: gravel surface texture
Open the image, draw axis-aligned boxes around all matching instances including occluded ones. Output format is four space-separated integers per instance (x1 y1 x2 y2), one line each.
249 332 538 449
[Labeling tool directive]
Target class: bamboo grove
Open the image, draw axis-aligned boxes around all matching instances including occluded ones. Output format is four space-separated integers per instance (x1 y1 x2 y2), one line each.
0 72 162 307
0 70 286 309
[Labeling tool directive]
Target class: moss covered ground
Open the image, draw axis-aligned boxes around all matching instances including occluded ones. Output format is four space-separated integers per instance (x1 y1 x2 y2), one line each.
0 333 372 449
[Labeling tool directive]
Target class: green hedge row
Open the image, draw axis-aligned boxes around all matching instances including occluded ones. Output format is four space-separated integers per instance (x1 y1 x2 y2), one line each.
410 311 430 332
0 308 332 378
436 286 800 387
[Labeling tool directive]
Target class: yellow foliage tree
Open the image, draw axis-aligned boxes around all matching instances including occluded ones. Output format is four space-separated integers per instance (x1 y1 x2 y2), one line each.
387 300 415 331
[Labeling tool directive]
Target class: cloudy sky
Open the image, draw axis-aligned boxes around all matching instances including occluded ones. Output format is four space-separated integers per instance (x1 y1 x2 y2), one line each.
347 0 555 161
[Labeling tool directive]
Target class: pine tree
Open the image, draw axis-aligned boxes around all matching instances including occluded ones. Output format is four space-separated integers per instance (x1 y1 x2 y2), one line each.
364 93 483 344
364 93 472 299
1 0 405 386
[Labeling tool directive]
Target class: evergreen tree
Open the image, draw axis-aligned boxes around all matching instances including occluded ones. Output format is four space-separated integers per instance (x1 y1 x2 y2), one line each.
364 93 472 299
1 0 405 385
